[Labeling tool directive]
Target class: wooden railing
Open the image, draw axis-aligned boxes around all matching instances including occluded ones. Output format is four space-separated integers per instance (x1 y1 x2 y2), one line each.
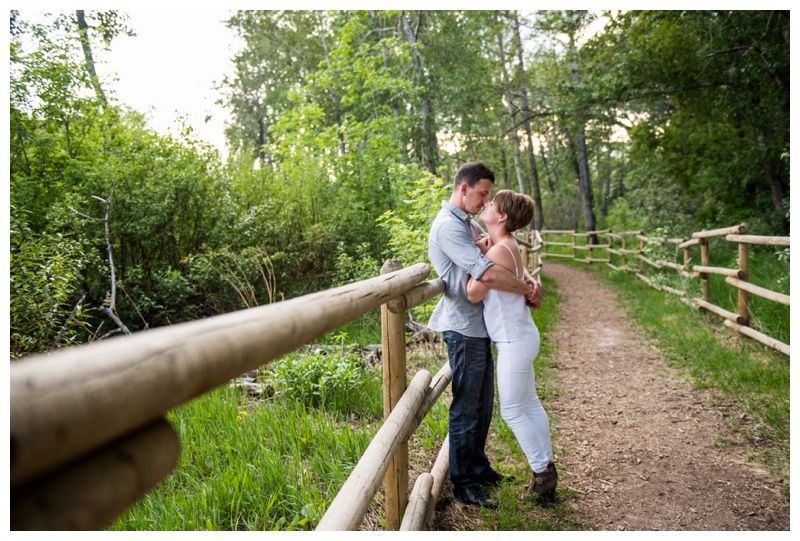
10 261 449 531
538 224 790 356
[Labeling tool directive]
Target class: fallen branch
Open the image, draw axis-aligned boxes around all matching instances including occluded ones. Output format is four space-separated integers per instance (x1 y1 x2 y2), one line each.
55 294 86 346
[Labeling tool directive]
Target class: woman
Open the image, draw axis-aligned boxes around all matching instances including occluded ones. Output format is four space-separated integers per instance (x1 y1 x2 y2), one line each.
466 189 557 502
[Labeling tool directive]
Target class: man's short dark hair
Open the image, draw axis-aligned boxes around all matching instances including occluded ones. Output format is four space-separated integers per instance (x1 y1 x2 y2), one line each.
454 161 495 189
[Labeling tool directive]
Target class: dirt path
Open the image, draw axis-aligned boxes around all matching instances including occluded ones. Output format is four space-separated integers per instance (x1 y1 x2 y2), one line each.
544 263 789 530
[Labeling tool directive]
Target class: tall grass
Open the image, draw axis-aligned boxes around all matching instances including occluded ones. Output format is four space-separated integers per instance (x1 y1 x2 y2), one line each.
111 352 383 530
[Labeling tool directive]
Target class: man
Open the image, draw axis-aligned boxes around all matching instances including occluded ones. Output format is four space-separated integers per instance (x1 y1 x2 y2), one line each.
428 161 543 509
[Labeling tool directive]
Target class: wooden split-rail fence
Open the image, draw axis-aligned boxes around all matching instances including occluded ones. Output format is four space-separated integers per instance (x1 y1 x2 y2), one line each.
9 259 465 531
536 223 790 356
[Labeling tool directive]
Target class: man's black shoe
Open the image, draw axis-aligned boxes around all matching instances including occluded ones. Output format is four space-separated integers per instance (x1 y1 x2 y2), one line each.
479 469 516 486
453 484 498 509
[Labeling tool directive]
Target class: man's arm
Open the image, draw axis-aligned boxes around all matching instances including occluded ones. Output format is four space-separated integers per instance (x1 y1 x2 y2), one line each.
477 264 532 297
471 255 543 309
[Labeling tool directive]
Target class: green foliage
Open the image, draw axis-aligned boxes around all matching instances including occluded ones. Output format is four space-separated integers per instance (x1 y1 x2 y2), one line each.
334 242 380 287
11 9 791 361
585 10 789 235
110 385 378 530
377 169 450 267
269 352 383 418
9 203 88 356
604 197 643 233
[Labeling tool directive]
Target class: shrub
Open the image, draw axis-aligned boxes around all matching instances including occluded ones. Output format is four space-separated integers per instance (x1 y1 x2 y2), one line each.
269 351 382 418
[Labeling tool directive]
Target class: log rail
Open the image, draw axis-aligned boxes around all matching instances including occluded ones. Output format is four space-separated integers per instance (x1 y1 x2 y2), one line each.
537 223 789 356
11 262 452 531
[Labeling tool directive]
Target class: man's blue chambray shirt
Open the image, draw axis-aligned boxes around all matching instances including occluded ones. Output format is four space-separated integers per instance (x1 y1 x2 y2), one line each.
427 201 494 338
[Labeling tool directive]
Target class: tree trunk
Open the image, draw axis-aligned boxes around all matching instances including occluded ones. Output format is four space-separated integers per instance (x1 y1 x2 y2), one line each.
371 11 407 164
318 15 346 157
538 134 556 196
568 36 597 243
75 11 107 107
513 12 544 230
601 146 612 219
766 163 789 234
496 29 526 196
401 12 438 175
575 123 597 242
500 148 511 190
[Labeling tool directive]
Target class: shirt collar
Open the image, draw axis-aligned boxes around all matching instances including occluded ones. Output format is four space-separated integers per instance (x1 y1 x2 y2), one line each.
442 201 471 224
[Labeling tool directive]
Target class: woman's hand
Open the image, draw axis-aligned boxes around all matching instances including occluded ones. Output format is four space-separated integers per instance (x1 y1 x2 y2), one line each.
475 233 492 254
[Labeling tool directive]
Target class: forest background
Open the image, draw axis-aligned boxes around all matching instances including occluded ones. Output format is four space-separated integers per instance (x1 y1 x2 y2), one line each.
9 10 790 358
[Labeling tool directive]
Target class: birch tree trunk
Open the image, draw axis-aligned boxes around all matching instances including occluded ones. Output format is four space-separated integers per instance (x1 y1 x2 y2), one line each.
496 28 527 196
513 12 544 230
568 36 597 243
401 11 438 175
75 11 107 107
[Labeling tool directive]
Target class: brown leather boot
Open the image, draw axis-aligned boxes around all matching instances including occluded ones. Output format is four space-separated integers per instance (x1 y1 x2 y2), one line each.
525 462 557 503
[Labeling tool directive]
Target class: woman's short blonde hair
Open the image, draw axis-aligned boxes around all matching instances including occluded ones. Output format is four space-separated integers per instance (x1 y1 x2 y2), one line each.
493 189 535 233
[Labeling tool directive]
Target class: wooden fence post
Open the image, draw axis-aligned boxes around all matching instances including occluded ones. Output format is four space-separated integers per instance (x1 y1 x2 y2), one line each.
521 231 529 270
700 235 710 302
380 259 408 530
639 235 646 274
621 235 627 268
737 225 750 326
683 244 691 275
572 231 577 260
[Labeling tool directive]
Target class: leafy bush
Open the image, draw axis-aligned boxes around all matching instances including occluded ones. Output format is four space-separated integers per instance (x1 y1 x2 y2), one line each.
377 169 450 322
334 241 380 286
269 351 382 418
10 204 88 356
377 169 449 268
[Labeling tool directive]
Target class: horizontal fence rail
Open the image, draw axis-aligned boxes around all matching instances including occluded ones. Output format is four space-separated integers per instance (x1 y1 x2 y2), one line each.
11 262 448 530
538 224 790 356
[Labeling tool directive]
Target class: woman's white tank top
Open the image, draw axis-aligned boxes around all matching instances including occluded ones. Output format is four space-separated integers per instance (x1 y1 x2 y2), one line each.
483 243 539 342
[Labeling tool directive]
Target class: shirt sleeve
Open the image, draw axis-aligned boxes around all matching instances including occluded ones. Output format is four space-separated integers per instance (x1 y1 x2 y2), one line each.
438 218 494 281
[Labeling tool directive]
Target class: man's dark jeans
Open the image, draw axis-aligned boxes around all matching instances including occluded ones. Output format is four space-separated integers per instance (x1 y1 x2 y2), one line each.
443 330 494 489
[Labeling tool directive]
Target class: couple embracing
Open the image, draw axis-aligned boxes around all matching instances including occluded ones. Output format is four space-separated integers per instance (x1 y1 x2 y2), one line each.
427 162 557 509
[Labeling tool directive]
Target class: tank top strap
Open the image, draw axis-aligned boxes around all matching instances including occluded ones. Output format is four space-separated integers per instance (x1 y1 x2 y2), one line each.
499 242 519 278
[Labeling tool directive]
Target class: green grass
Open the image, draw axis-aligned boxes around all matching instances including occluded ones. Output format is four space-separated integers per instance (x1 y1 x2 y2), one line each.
111 364 383 530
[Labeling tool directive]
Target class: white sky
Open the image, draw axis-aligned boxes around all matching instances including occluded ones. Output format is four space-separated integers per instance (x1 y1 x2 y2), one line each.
94 10 241 157
15 8 242 158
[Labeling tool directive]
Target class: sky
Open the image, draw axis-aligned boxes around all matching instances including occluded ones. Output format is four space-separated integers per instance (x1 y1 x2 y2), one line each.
93 10 242 157
16 8 243 158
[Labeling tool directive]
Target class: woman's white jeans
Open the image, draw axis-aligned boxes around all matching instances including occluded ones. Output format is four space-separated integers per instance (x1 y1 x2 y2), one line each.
495 336 552 474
